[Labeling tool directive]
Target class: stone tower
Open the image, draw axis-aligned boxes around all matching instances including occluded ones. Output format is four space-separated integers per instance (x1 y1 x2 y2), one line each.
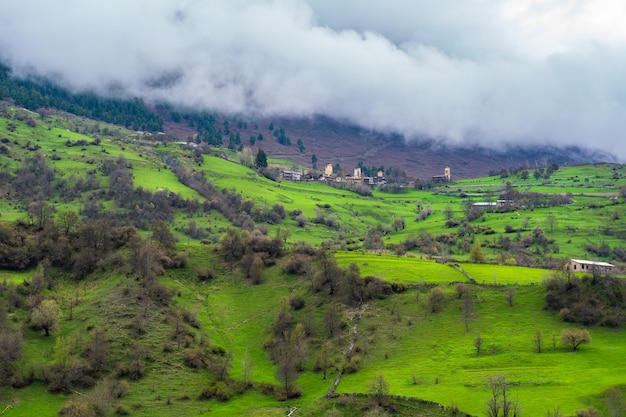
325 163 333 177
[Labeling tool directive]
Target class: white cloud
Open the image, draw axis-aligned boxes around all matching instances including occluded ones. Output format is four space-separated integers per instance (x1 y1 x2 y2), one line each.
0 0 625 157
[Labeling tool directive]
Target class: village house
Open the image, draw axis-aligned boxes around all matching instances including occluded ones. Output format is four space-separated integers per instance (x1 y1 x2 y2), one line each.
565 259 615 273
432 166 451 183
282 170 302 181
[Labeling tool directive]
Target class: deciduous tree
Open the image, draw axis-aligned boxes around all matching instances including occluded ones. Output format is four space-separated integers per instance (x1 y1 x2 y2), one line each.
427 287 446 313
560 328 591 351
31 299 61 336
368 373 389 407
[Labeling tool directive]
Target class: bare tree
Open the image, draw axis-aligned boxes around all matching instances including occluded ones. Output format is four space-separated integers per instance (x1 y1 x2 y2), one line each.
242 349 254 387
248 255 265 284
546 406 564 417
505 288 515 307
369 373 389 407
0 328 22 386
533 329 543 353
461 293 473 332
324 303 341 339
474 333 483 356
275 355 299 399
487 374 519 417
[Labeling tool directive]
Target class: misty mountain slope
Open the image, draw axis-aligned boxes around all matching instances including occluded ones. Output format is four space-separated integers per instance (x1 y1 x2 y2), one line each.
164 114 614 179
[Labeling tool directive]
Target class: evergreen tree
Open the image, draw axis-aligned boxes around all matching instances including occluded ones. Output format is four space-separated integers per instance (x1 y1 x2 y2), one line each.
255 149 268 168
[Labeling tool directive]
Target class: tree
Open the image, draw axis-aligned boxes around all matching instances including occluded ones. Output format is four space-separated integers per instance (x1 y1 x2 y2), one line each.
561 328 591 351
469 240 486 262
368 374 389 406
275 355 299 399
391 216 406 231
427 287 446 313
462 293 473 332
31 299 62 336
546 407 564 417
443 205 454 220
0 328 22 386
486 374 519 417
242 349 254 386
219 228 246 270
150 221 176 253
248 255 264 284
324 303 341 339
28 200 55 230
474 333 483 356
57 210 80 237
311 154 318 169
520 170 529 181
546 214 557 232
533 329 543 353
316 341 332 380
255 149 267 168
505 288 515 307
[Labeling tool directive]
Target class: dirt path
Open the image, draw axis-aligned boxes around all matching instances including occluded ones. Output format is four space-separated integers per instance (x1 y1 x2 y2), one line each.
326 303 363 398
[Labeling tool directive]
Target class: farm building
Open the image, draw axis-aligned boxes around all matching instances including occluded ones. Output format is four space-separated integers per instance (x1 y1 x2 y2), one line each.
282 170 302 181
565 259 614 273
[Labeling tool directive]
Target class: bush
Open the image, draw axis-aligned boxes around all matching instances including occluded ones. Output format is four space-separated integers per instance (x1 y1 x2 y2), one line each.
282 254 310 275
181 309 200 328
199 381 232 401
196 267 214 281
289 296 306 311
59 399 96 417
183 348 207 369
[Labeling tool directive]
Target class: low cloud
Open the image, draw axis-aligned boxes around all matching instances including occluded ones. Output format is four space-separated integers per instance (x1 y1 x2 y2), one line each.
1 0 625 157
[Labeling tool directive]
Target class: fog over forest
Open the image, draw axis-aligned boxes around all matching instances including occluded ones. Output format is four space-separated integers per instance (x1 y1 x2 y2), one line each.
1 0 626 158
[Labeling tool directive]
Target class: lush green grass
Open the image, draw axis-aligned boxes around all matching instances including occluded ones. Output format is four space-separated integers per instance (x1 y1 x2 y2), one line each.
335 252 465 284
338 284 626 416
457 263 552 285
334 251 554 285
3 107 626 416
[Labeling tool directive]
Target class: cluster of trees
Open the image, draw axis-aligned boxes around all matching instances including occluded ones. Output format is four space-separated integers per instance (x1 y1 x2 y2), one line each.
499 184 573 211
544 272 626 327
0 62 162 131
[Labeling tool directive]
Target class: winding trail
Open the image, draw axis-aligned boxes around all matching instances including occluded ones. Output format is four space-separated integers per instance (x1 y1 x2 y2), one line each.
449 263 476 283
326 303 363 399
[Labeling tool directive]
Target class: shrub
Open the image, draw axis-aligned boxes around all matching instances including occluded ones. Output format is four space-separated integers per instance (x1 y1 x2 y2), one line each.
199 381 232 401
289 296 306 311
283 254 310 275
59 399 96 417
196 267 214 281
181 309 200 328
183 348 207 369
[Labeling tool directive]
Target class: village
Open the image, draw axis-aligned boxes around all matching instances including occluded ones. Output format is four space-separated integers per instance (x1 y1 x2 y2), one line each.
282 164 452 187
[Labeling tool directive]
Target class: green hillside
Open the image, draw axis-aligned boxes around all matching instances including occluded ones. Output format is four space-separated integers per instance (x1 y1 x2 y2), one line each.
1 103 626 417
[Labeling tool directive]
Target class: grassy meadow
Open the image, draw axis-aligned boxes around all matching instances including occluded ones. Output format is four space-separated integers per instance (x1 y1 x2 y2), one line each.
2 107 626 416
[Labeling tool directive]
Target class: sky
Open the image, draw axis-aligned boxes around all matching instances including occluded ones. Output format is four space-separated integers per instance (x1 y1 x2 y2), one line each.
1 0 626 157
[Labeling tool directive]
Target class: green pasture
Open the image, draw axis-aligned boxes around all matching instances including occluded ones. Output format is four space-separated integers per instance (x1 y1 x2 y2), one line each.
339 284 626 416
456 263 551 284
335 252 464 284
334 252 554 285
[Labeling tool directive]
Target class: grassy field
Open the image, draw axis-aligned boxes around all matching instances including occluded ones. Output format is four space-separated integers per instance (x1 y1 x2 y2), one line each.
2 107 626 416
339 284 626 416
